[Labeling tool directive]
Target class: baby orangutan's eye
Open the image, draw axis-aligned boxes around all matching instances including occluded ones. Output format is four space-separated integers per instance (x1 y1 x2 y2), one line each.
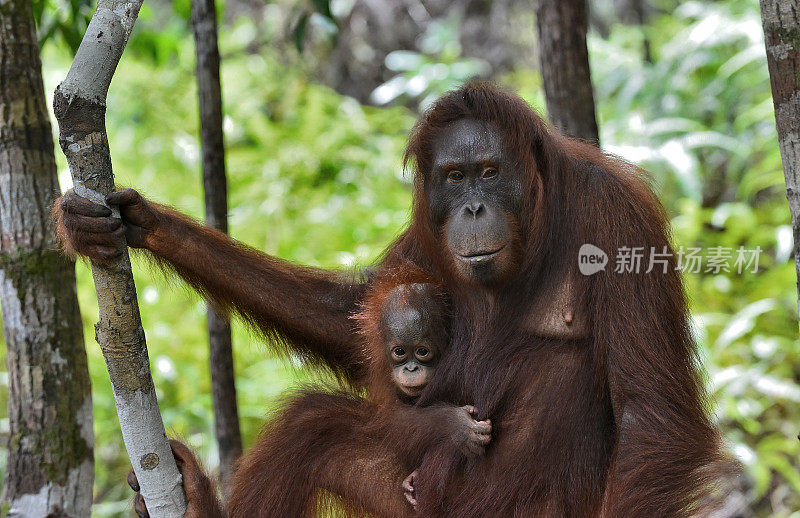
392 347 407 360
415 347 430 360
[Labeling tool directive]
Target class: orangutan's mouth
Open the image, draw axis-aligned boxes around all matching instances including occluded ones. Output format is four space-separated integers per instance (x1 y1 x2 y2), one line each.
400 384 425 396
457 245 505 263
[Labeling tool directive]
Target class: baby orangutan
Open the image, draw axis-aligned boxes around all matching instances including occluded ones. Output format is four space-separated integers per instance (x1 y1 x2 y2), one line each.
380 282 444 400
355 267 492 508
130 267 492 518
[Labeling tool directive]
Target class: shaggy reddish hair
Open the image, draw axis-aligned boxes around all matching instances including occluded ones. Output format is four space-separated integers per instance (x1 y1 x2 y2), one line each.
353 264 449 406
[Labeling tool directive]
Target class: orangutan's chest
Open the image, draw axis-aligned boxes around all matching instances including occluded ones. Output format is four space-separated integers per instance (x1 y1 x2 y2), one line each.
524 276 590 339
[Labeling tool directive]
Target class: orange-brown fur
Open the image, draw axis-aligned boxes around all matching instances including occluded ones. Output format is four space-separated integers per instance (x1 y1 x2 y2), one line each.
354 264 449 406
52 83 734 517
228 266 461 518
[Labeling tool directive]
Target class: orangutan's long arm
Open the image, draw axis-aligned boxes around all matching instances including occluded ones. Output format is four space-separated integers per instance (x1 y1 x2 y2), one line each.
371 403 492 466
54 188 369 379
148 207 368 375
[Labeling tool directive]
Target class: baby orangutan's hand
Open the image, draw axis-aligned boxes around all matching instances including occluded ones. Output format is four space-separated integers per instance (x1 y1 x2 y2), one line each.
402 469 418 510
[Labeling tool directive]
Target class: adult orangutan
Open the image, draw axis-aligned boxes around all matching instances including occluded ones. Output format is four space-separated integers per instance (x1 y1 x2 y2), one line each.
54 83 730 517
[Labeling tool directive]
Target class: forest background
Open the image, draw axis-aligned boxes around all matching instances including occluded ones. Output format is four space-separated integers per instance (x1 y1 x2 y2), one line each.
1 0 798 515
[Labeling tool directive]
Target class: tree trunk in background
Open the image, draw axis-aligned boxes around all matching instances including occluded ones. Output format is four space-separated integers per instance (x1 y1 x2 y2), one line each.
318 0 530 105
631 0 652 64
191 0 242 491
0 0 94 515
53 0 187 514
535 0 600 143
760 1 800 345
612 0 652 63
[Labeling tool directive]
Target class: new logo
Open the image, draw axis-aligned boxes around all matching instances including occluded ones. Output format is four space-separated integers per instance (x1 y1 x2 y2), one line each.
578 244 608 275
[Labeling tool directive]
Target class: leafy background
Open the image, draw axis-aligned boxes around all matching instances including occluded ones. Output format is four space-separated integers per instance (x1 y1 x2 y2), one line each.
2 0 799 515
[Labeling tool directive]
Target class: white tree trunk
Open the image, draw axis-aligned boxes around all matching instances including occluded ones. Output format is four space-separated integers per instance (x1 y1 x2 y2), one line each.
52 0 187 515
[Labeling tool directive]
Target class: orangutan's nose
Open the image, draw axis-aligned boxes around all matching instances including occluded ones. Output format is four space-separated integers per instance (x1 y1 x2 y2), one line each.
463 201 485 218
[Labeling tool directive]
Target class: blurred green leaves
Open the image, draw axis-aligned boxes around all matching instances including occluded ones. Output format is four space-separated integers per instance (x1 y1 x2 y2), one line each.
589 1 780 206
371 14 490 110
292 0 337 53
32 0 93 51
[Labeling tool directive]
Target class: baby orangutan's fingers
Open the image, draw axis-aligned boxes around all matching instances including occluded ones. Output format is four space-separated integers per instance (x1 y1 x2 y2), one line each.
404 491 417 509
402 470 418 510
471 418 492 435
401 475 414 493
471 432 492 446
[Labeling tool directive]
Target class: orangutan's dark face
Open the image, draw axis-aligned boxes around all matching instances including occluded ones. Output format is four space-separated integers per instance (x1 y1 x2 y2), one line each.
426 119 523 284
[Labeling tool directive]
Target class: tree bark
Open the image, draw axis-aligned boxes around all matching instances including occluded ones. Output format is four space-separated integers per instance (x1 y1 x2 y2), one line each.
51 0 187 515
190 0 242 490
535 0 600 143
612 0 652 62
0 0 94 515
760 0 800 344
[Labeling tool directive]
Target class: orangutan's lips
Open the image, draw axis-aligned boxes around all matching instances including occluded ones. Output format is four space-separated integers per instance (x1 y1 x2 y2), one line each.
457 245 505 263
401 384 425 396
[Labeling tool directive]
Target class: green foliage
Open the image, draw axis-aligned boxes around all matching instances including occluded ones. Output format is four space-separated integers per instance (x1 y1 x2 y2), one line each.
590 1 781 206
32 0 93 51
371 14 491 110
125 1 189 66
292 0 337 53
2 0 797 516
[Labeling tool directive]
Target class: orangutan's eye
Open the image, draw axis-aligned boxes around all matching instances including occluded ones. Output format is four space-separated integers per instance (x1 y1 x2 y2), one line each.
482 168 498 180
447 171 464 184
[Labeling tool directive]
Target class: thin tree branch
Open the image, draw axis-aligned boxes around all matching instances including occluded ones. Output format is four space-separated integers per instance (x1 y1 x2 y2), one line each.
52 0 187 515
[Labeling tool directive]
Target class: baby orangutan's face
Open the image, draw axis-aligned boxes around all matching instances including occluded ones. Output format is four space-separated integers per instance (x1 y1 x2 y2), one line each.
381 283 444 398
389 340 437 397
